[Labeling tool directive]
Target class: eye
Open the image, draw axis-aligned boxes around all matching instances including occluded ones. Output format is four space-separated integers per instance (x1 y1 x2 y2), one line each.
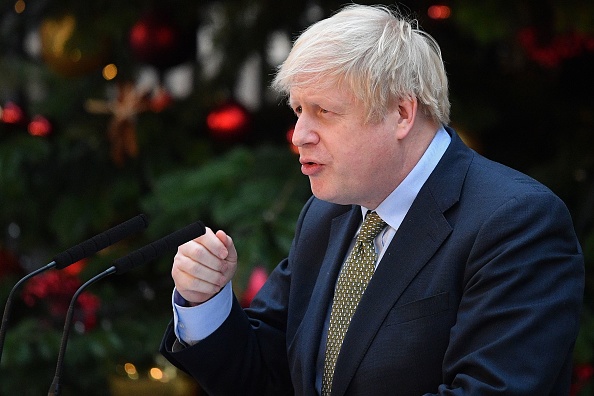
294 105 302 116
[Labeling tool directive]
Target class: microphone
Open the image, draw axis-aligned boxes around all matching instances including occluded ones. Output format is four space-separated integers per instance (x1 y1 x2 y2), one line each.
47 221 206 396
0 214 148 363
52 214 150 269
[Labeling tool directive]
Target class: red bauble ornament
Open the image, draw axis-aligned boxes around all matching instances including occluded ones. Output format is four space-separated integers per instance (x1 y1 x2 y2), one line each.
286 126 299 155
28 115 53 137
207 101 251 141
62 258 87 276
427 5 451 20
0 102 25 125
129 11 192 69
149 86 173 113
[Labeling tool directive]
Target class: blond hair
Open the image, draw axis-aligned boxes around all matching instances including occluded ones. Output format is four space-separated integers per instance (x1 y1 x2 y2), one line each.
272 4 450 125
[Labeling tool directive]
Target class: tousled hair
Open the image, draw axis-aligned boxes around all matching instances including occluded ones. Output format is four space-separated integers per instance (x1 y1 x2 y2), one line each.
272 4 450 125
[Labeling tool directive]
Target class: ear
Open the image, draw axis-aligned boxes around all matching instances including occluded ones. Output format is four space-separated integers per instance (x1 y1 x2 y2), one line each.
395 96 417 140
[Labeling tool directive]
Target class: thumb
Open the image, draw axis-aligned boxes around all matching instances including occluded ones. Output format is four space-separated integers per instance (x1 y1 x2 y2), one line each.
215 230 238 264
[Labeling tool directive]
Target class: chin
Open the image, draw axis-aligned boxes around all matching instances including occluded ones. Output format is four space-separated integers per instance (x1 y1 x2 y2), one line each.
310 181 356 205
311 190 349 206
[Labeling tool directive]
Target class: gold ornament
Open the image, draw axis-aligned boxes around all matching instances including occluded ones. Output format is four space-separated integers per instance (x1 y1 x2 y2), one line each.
85 82 150 166
40 14 109 77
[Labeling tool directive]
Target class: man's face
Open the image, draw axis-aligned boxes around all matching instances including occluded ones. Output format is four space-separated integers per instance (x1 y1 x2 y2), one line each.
289 84 402 209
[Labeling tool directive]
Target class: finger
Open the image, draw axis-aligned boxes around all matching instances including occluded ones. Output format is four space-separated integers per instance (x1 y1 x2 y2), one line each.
172 227 236 305
214 230 238 279
178 228 228 273
173 245 226 285
175 277 221 304
172 259 224 303
197 227 229 260
215 230 238 264
174 265 222 293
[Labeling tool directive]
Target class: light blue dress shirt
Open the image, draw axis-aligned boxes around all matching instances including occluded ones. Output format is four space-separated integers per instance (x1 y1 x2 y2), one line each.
173 126 451 352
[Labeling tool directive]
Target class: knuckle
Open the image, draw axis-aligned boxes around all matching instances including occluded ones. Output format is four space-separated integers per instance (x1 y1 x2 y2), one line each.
191 243 209 261
219 273 228 285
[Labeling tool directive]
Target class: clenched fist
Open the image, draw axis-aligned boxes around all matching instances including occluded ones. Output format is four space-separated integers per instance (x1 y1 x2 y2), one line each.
172 227 238 305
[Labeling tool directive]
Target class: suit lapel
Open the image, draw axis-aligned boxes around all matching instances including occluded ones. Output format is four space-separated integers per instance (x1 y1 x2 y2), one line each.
330 129 473 396
290 207 361 394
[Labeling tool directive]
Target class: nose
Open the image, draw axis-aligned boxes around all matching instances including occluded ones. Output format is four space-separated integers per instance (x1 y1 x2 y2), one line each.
292 115 319 147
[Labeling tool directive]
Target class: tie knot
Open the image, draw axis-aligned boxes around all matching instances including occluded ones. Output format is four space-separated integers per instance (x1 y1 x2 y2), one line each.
357 211 387 243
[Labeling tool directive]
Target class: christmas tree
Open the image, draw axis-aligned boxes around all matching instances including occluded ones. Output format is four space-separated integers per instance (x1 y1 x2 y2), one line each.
1 0 593 394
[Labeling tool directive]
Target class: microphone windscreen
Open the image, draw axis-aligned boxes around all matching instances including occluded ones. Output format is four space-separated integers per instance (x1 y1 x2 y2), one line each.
113 221 206 274
53 214 149 269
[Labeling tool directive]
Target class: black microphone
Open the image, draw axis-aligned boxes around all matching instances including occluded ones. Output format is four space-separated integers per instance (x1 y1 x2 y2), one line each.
52 214 150 269
0 214 149 363
47 221 206 396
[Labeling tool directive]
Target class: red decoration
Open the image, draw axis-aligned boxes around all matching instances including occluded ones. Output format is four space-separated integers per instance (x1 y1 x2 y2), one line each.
427 5 451 20
28 115 52 137
286 126 299 155
22 268 100 331
2 102 53 137
62 258 87 276
1 102 25 125
571 363 594 396
241 266 268 307
206 101 251 140
0 247 21 278
518 27 594 68
129 11 192 69
149 86 173 113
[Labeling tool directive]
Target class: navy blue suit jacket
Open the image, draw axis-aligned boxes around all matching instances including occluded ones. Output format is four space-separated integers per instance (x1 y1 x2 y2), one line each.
161 128 584 395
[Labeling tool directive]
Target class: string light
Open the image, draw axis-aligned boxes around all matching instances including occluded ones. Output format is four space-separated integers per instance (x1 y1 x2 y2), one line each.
149 367 165 381
102 63 118 80
14 0 25 14
124 362 139 380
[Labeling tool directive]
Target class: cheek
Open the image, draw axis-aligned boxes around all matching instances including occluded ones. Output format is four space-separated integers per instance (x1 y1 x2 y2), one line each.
341 134 389 166
333 145 379 187
325 121 393 175
345 137 396 184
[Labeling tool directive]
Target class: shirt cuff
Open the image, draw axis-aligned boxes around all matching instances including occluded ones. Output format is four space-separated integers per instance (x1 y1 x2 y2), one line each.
172 282 233 346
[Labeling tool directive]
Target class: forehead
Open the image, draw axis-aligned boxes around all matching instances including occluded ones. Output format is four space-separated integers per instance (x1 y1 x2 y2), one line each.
289 83 356 107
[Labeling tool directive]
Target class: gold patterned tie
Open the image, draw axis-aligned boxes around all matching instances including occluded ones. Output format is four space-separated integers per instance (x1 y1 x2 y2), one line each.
322 211 387 395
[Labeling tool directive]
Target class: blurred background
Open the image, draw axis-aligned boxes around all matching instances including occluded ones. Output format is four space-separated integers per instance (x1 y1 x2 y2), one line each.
0 0 593 394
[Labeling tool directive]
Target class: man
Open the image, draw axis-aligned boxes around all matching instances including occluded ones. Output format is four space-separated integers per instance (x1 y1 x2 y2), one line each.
161 4 584 395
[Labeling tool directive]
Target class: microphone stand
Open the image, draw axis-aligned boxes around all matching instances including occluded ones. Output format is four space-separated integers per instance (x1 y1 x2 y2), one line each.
0 214 148 364
46 220 205 395
0 261 56 359
47 266 116 396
